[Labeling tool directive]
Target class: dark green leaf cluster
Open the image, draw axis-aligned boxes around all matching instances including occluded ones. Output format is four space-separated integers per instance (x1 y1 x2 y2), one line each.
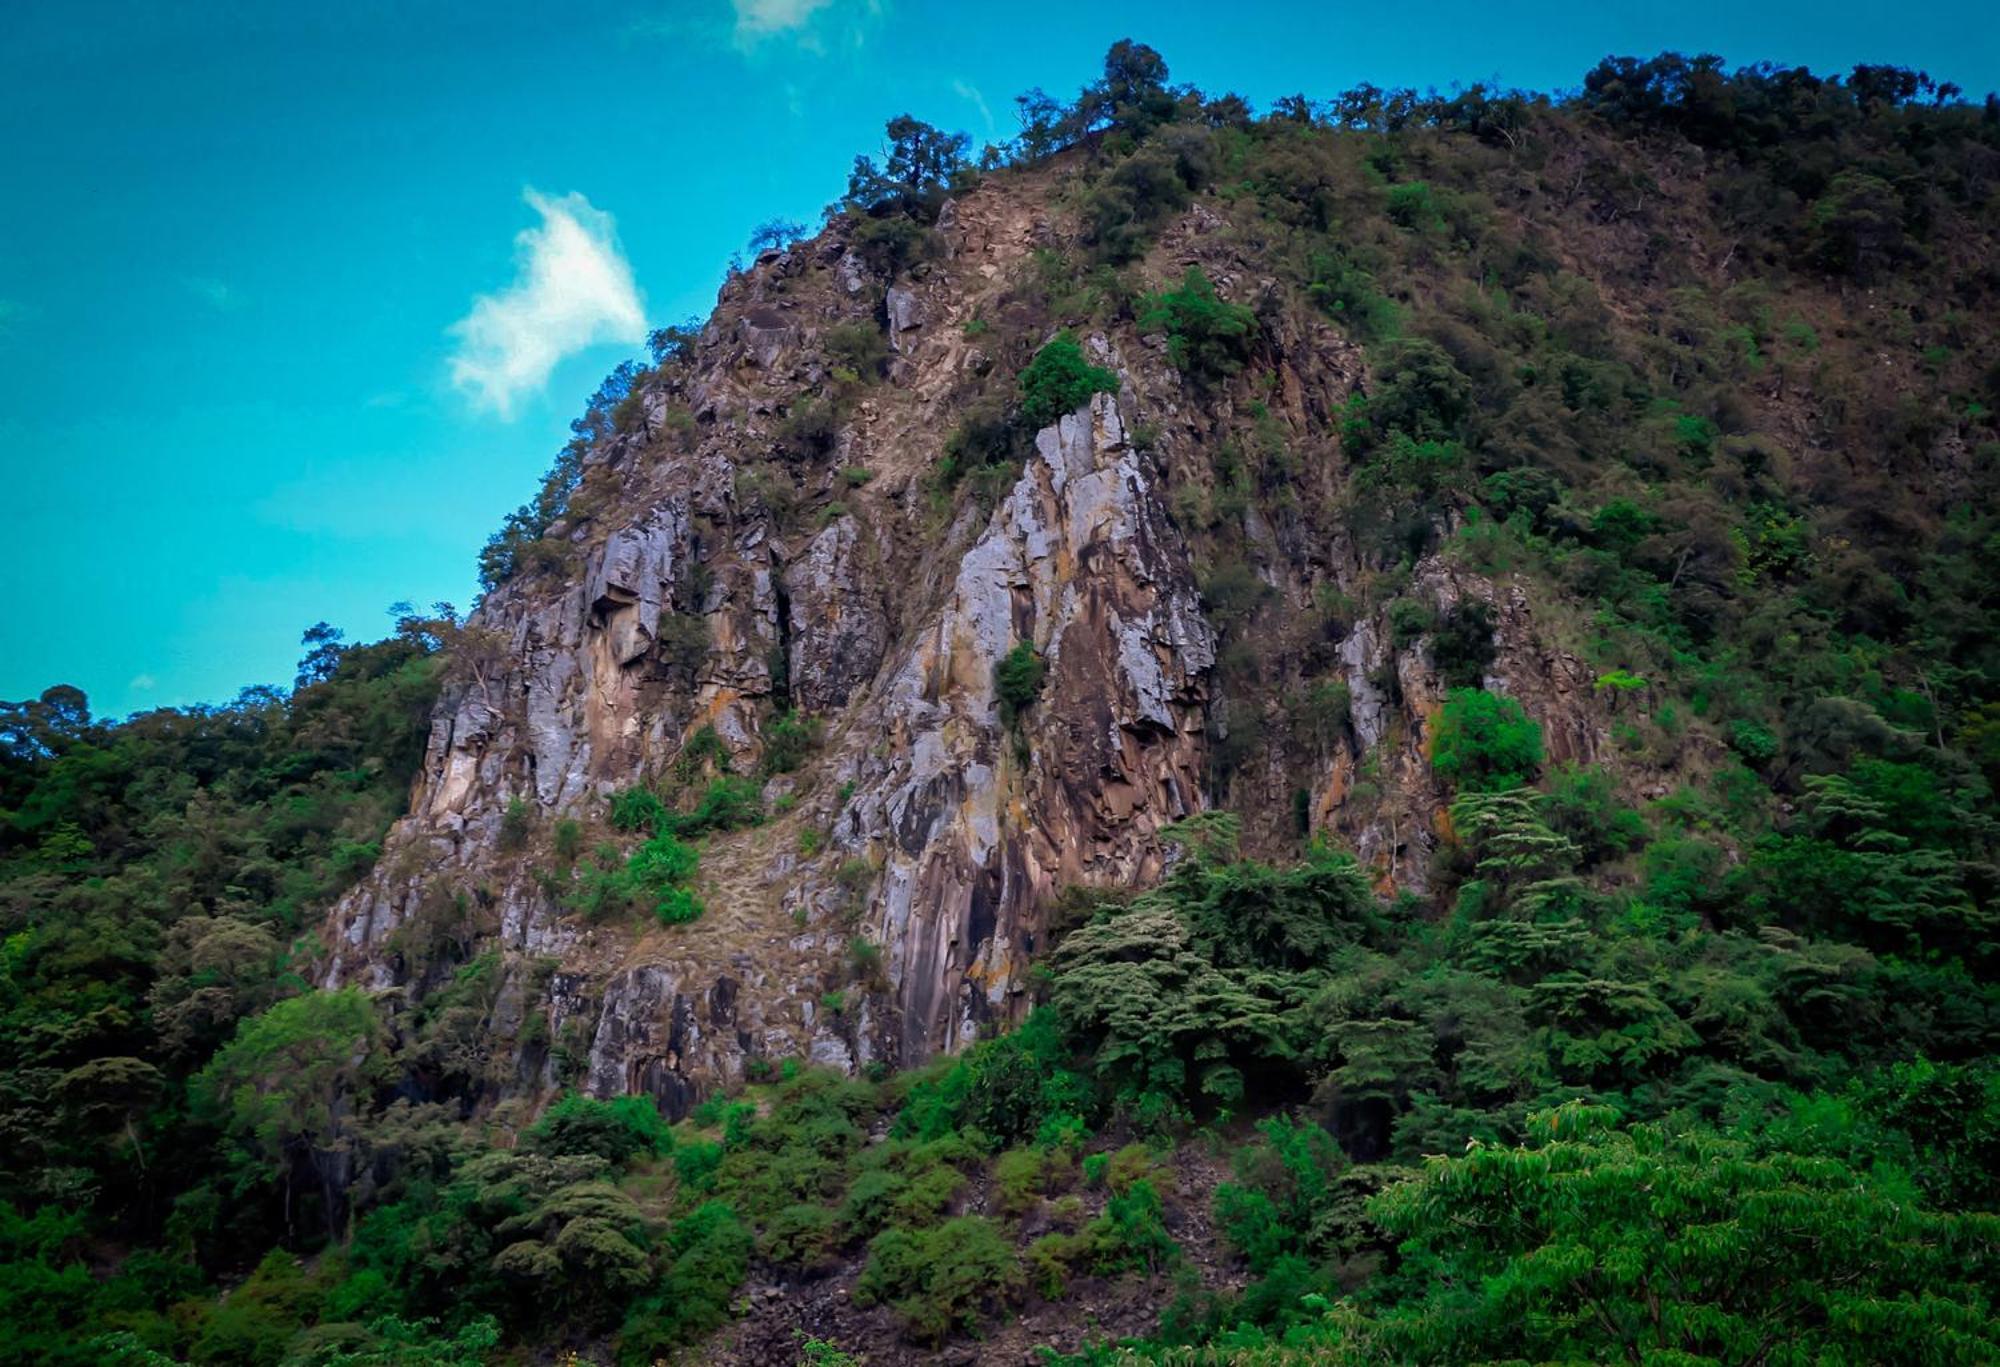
1139 267 1256 387
1016 333 1121 432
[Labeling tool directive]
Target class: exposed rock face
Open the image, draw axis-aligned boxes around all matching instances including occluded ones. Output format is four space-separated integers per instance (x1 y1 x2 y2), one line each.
884 283 926 354
842 393 1214 1057
784 516 887 712
318 176 1628 1118
587 501 690 667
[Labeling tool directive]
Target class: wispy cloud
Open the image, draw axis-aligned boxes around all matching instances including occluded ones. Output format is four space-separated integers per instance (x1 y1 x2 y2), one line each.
732 0 834 45
448 189 646 419
128 673 156 693
627 1 880 56
952 78 994 134
185 276 243 311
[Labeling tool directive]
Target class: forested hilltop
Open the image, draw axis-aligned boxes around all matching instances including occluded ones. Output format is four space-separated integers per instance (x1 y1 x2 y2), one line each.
5 42 2000 1366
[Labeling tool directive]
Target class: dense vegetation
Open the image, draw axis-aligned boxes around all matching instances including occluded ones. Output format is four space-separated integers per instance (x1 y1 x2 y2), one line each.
6 37 1999 1367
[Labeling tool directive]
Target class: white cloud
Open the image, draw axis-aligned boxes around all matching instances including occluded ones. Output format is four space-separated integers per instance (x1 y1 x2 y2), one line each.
448 189 646 419
185 276 242 310
732 0 834 43
627 2 878 55
952 78 994 133
128 674 156 692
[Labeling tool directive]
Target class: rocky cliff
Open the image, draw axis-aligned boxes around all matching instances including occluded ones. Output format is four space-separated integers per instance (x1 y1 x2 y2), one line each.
320 165 1668 1120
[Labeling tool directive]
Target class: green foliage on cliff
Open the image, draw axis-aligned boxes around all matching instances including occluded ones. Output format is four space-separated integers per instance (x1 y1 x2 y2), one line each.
1140 267 1257 386
994 640 1049 730
1429 687 1545 792
1017 332 1121 431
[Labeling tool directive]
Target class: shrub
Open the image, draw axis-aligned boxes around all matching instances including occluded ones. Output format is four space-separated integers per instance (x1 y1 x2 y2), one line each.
568 830 703 923
763 1203 841 1270
994 642 1047 730
823 321 888 384
940 395 1024 486
993 1147 1051 1215
609 787 669 834
1430 601 1497 687
1082 143 1196 264
552 818 583 865
676 776 765 836
1140 267 1256 386
1091 1178 1179 1274
1429 688 1543 792
853 1216 1021 1344
1728 717 1780 763
1025 1231 1086 1299
1386 597 1437 649
655 886 704 925
526 1093 673 1165
617 1201 751 1355
498 797 532 852
1362 338 1474 443
1307 248 1400 341
849 215 935 274
777 397 840 461
761 712 821 776
897 1011 1090 1147
1214 1116 1347 1276
1538 764 1646 863
1018 333 1120 431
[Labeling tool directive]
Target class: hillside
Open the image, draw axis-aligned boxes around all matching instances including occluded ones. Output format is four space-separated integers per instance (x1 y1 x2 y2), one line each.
4 43 1999 1366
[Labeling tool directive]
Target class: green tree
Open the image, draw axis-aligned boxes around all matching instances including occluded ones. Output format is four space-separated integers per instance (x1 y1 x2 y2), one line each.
1430 688 1543 793
1017 334 1120 431
1368 1102 2000 1364
1139 267 1256 386
845 116 969 221
193 990 386 1239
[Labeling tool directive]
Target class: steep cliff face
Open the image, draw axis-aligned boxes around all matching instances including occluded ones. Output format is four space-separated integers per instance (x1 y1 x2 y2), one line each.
319 170 1635 1116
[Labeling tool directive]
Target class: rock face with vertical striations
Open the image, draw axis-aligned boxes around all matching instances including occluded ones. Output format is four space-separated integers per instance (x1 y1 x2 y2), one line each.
317 169 1629 1119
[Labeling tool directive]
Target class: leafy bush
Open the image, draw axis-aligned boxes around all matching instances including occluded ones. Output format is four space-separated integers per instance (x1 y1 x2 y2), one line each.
1365 1102 2000 1363
1429 688 1544 792
992 1147 1056 1215
525 1094 673 1165
1017 333 1120 431
760 712 821 777
609 786 668 834
1429 601 1496 687
1728 717 1780 763
1359 338 1474 443
617 1202 750 1357
1091 1178 1179 1274
568 831 702 924
675 776 765 836
1139 267 1256 386
994 642 1048 730
897 1011 1089 1147
497 797 532 853
1081 138 1211 263
1538 764 1647 863
849 215 934 275
777 397 840 461
552 818 583 865
822 321 888 384
853 1216 1021 1344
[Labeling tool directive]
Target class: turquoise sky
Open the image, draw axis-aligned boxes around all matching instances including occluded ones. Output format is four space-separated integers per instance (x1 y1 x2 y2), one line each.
3 1 1994 719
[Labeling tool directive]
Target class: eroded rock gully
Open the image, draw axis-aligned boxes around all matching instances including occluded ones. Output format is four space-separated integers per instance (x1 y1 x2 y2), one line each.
319 188 1619 1119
